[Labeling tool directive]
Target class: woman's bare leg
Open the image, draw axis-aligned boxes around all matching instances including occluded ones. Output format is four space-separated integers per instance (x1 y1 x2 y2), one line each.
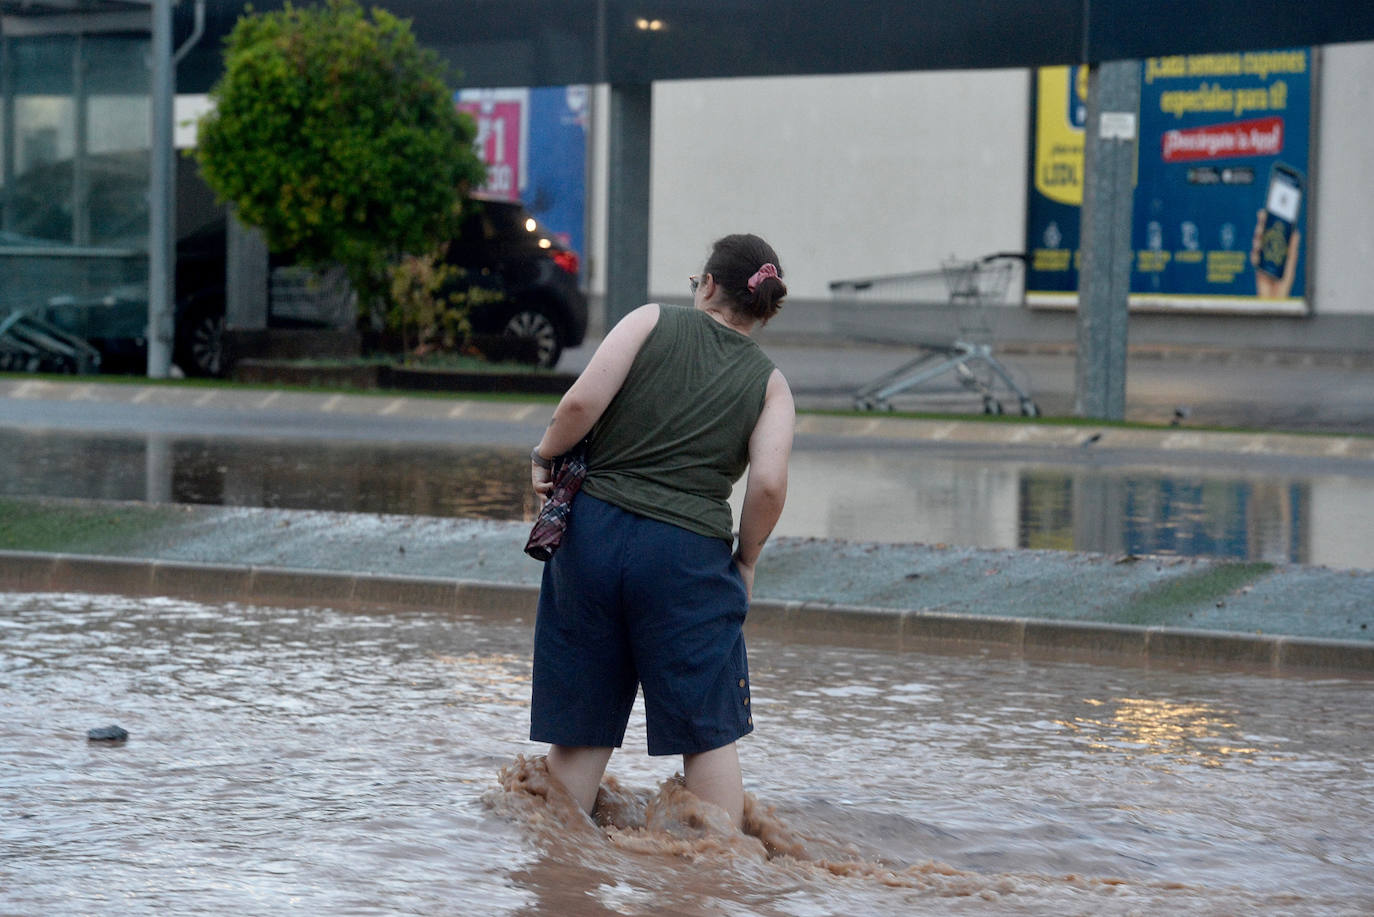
546 744 614 816
683 742 744 830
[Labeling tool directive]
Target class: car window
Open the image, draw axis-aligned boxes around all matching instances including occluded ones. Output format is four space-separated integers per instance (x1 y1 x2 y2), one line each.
484 204 522 236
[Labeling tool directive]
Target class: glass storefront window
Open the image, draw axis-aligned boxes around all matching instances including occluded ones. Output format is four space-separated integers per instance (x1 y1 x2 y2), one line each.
1 31 150 318
84 35 152 248
9 36 78 243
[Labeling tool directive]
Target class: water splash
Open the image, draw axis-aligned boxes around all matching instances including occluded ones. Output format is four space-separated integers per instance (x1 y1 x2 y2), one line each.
484 756 1360 914
489 756 1155 899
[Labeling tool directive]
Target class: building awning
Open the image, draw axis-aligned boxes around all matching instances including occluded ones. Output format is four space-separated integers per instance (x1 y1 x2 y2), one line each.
163 0 1374 93
1 0 151 35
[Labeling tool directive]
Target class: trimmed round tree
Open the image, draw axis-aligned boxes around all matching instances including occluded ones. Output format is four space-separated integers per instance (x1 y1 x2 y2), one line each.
194 0 485 317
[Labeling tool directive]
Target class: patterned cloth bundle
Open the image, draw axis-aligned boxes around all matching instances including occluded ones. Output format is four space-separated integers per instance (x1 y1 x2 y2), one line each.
524 441 589 561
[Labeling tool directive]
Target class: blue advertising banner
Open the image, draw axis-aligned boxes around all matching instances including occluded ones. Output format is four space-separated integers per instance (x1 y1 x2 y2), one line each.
1026 49 1312 313
456 85 589 261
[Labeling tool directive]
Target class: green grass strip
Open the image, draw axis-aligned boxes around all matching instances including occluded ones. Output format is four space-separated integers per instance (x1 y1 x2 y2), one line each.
1111 561 1274 627
0 497 182 555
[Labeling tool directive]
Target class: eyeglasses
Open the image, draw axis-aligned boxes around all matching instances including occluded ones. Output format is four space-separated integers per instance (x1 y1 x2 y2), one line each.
689 274 707 294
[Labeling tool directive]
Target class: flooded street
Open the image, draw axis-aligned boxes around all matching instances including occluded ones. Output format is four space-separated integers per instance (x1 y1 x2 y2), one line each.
4 591 1371 915
3 427 1372 569
4 383 1372 911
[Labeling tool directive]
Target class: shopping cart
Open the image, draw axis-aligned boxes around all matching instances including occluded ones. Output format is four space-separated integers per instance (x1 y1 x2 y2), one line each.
828 252 1039 415
0 308 102 374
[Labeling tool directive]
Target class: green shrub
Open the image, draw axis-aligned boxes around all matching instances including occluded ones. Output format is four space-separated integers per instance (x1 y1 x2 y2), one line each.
195 0 486 318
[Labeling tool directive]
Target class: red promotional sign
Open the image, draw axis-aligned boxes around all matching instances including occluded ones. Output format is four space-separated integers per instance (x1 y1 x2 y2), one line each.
455 96 526 200
1161 116 1284 162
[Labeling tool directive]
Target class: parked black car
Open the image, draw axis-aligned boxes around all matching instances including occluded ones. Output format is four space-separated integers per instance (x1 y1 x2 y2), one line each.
442 196 588 370
170 195 588 375
9 152 587 375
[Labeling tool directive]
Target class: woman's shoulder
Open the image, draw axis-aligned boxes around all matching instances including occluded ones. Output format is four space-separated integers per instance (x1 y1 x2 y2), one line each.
607 303 664 337
654 303 692 321
642 303 698 337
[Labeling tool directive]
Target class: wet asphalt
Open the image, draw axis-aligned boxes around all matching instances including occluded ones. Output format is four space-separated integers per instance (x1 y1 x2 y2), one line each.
0 338 1371 654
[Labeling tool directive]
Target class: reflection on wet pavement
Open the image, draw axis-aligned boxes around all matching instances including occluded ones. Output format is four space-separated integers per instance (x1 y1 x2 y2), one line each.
1058 698 1261 766
3 428 1372 569
779 451 1374 570
1 430 537 520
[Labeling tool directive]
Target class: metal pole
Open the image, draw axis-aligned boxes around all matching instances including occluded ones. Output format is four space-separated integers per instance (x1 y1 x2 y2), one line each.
147 0 174 378
73 33 89 246
1 32 16 233
604 82 651 328
1074 59 1140 420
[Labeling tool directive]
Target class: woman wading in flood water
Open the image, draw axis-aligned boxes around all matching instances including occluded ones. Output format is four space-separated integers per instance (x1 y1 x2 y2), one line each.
526 233 794 830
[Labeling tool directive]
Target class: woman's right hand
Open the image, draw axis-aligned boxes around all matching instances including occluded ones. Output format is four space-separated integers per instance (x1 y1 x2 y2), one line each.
531 461 554 510
733 554 756 603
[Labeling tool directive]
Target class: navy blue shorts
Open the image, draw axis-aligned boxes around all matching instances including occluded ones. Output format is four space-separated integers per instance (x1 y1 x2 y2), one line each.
530 492 753 757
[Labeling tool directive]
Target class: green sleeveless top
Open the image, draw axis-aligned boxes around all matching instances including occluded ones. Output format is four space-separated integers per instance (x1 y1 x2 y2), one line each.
581 305 775 542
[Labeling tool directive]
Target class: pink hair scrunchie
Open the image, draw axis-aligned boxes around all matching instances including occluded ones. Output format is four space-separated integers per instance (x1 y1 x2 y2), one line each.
747 262 779 292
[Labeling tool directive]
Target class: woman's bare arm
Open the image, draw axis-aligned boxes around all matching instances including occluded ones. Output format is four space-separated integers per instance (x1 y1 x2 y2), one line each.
734 369 795 598
534 303 660 460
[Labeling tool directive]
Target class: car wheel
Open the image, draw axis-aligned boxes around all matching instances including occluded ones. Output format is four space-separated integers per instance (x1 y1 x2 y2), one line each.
175 301 226 377
502 307 562 369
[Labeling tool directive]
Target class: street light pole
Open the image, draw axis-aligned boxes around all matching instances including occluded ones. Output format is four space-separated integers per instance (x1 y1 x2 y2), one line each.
147 0 175 378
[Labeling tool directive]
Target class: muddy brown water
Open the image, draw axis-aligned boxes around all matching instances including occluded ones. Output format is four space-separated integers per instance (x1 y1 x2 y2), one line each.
5 591 1371 915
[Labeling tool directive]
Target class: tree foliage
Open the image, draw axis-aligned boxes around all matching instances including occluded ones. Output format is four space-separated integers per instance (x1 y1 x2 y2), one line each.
386 246 464 355
194 0 485 313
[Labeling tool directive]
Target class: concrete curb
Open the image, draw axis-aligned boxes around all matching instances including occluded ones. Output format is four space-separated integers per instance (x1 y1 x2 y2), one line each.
5 550 1370 675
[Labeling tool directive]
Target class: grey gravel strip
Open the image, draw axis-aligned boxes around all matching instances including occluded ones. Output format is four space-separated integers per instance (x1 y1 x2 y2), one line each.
4 550 1370 675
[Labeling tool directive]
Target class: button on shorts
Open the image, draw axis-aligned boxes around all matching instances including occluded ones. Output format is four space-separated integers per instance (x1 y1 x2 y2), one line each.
530 492 753 756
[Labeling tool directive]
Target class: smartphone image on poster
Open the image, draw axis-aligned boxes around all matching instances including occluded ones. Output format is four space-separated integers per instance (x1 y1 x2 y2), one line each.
1259 163 1304 278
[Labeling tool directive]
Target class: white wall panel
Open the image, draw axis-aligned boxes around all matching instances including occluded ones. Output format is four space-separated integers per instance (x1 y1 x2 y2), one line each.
1313 41 1374 316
